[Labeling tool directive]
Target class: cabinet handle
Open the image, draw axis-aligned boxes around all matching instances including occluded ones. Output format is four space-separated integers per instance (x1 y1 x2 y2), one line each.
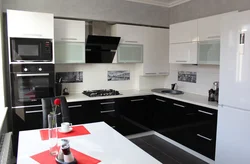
198 110 214 116
145 73 157 75
158 72 168 75
173 103 185 108
124 41 138 43
156 98 166 103
61 38 78 41
100 110 115 113
13 105 42 109
25 110 43 114
23 34 42 37
197 134 212 141
100 102 115 105
131 99 144 102
176 60 187 63
17 73 49 77
207 36 220 39
112 126 116 128
68 105 82 108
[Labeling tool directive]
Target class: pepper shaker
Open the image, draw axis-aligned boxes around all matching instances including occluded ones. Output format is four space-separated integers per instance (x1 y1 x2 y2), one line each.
61 139 74 163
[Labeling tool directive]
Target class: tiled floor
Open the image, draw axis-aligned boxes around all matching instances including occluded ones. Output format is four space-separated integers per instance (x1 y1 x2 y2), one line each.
130 135 208 164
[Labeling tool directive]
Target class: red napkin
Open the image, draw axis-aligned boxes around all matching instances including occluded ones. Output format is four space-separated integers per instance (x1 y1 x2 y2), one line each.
31 148 101 164
40 125 90 140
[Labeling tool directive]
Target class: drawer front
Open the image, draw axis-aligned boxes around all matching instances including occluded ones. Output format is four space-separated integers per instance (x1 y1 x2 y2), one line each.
100 110 118 129
98 99 120 129
68 101 101 125
196 106 218 120
24 107 43 130
194 131 216 160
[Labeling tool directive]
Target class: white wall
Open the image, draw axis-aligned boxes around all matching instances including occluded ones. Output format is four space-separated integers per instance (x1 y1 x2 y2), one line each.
164 64 220 96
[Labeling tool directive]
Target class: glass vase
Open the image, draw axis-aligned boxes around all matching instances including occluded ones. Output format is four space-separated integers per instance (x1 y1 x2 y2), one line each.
48 113 58 156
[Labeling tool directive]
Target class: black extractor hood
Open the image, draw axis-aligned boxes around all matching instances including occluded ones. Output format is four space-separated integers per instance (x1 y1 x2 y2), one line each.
85 22 121 63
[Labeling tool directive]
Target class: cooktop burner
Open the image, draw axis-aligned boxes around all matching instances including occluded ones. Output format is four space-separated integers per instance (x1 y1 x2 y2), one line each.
82 89 121 97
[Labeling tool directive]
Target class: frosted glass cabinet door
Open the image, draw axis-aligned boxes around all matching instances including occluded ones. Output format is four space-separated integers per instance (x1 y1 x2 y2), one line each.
117 44 143 63
55 42 85 63
198 40 220 65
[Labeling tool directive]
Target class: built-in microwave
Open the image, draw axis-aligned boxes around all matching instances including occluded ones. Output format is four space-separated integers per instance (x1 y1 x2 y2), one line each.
10 38 53 62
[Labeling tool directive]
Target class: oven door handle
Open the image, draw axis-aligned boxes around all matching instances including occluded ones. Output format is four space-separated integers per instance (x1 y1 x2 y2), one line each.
16 73 50 77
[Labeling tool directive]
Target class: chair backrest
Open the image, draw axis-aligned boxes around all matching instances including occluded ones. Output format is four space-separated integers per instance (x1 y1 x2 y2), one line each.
41 96 70 128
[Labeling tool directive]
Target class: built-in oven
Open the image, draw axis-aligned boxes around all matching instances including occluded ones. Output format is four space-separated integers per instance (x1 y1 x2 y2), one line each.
11 64 55 108
10 38 53 62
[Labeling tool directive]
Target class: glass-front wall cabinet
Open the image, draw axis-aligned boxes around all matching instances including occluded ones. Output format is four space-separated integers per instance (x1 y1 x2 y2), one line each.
198 40 220 65
55 42 85 64
117 44 143 63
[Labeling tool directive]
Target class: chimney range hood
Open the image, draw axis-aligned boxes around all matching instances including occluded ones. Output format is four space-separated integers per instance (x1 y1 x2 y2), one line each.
85 21 121 63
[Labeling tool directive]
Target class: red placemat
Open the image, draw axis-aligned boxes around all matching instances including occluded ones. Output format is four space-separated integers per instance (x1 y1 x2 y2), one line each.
31 148 101 164
40 125 90 140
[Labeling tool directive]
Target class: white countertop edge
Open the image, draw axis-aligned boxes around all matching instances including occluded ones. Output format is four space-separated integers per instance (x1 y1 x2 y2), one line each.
65 90 218 110
153 92 218 110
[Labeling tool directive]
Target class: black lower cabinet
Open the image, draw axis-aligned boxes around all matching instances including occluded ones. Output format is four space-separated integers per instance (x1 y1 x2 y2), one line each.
69 99 122 133
98 99 120 131
68 101 101 125
67 95 217 160
117 96 152 135
13 107 44 156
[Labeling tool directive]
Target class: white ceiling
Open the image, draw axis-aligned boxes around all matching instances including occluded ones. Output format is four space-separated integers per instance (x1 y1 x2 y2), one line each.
125 0 191 7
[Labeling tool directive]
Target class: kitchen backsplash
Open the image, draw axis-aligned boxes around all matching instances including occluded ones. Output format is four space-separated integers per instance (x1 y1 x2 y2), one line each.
55 64 167 93
164 64 220 96
55 63 218 95
55 64 136 92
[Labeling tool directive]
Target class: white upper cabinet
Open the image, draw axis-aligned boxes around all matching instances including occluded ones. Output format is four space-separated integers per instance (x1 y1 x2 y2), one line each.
111 24 145 63
54 19 85 42
112 24 169 75
143 27 169 75
170 20 198 44
7 10 54 38
54 19 86 64
111 24 145 44
169 42 198 64
198 14 221 41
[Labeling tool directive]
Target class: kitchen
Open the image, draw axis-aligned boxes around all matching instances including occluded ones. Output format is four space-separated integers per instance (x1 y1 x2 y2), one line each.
0 0 249 164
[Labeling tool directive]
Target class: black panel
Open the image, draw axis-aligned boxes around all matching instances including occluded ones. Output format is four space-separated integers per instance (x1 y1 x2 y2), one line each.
85 35 120 63
85 50 116 63
10 64 54 73
86 35 120 50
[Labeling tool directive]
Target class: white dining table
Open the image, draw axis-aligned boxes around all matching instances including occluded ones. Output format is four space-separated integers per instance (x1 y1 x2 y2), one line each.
17 122 161 164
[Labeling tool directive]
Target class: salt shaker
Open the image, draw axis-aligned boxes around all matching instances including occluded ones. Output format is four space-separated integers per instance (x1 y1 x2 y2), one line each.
61 139 74 163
